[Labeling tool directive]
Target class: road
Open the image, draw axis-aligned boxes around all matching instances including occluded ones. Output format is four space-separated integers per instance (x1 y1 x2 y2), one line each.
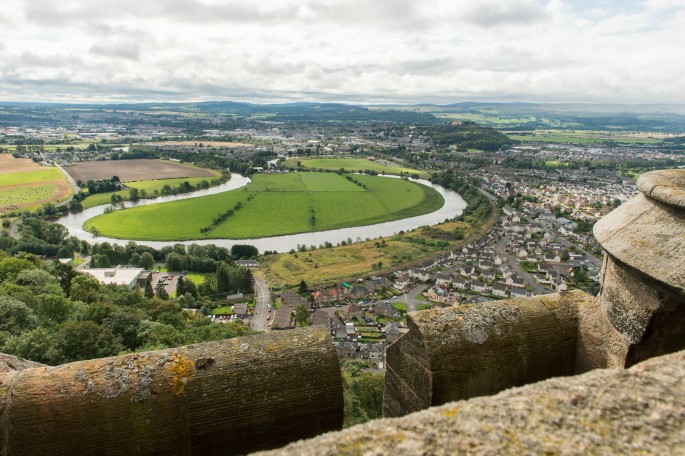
251 276 271 331
56 163 80 194
402 284 429 313
494 239 550 295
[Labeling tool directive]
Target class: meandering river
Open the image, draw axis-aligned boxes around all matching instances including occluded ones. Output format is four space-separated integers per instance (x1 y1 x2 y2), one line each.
56 174 467 253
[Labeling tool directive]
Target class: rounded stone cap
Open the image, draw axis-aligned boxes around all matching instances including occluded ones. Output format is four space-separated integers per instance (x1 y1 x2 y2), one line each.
594 169 685 292
637 169 685 209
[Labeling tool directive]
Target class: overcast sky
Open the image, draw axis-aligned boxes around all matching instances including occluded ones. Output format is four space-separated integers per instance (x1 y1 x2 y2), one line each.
0 0 683 104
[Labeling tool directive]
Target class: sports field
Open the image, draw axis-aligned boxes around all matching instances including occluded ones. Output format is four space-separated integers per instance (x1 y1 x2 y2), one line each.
284 158 429 178
84 172 444 240
0 155 72 212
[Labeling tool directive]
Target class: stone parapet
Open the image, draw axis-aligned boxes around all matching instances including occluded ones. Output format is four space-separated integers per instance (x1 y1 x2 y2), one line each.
384 290 595 417
257 349 685 456
0 327 343 456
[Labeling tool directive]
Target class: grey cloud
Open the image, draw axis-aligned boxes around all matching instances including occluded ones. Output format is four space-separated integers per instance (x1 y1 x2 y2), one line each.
463 2 549 27
22 0 425 28
90 41 141 60
23 0 299 26
19 51 83 67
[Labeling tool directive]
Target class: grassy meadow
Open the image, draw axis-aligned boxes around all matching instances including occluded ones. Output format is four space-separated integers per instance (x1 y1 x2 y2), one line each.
285 158 429 178
84 172 444 241
260 220 474 287
80 174 221 209
0 164 72 212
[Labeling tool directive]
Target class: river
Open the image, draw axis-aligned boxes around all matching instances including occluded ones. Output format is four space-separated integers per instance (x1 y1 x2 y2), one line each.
56 173 467 253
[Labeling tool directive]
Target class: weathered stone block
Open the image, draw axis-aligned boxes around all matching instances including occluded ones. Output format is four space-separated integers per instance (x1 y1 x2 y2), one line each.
0 327 343 456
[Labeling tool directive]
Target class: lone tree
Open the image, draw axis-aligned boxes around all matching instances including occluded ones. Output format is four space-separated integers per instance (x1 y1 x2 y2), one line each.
298 280 308 294
294 304 310 327
139 252 154 270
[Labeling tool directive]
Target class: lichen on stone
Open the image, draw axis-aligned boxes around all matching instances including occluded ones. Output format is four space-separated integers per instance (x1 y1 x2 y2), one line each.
162 353 195 396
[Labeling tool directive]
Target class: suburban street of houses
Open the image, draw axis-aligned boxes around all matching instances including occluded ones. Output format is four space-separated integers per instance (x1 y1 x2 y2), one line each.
252 276 271 331
494 239 550 295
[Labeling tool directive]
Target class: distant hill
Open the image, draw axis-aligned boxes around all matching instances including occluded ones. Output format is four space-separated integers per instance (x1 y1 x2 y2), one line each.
0 101 438 124
422 121 515 151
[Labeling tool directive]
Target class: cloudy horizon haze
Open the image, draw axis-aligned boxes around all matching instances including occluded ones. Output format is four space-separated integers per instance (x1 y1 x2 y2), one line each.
0 0 684 105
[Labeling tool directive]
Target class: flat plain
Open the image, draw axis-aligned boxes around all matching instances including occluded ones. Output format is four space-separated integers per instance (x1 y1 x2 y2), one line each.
65 159 217 182
84 172 444 240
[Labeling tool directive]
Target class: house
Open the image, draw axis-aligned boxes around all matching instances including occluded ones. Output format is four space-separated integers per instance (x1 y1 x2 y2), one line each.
510 288 529 298
373 301 399 318
460 266 475 277
544 254 562 263
233 303 248 317
312 288 339 305
349 285 370 300
336 341 357 358
492 283 509 298
417 258 439 270
312 309 331 328
366 276 391 292
452 276 469 290
408 268 431 282
435 271 452 287
482 271 496 282
499 265 514 279
281 290 311 311
385 323 400 343
471 281 488 293
507 276 527 288
426 285 451 304
342 303 363 319
235 259 259 268
272 306 293 329
394 274 411 290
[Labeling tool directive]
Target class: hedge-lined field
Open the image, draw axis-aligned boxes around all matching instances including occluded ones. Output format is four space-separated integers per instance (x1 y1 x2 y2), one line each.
284 158 428 178
84 172 443 240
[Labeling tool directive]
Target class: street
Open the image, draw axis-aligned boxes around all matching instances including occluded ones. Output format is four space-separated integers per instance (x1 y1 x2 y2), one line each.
494 239 550 295
251 276 271 331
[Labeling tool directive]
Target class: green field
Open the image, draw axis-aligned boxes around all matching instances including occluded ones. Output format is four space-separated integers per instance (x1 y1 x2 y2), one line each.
84 172 444 241
80 174 221 210
0 169 63 186
126 175 219 191
285 158 429 178
506 130 663 145
0 185 55 207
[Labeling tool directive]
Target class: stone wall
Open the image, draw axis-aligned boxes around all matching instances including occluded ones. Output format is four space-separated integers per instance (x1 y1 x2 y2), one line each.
384 290 593 417
257 349 685 455
0 327 343 456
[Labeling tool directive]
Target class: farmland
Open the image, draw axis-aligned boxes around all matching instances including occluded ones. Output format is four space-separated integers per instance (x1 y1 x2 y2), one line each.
65 159 217 182
505 130 665 145
284 158 429 178
0 154 72 212
84 172 443 241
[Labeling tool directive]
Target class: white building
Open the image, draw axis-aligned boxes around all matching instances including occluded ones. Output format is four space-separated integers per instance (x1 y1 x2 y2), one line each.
82 266 144 290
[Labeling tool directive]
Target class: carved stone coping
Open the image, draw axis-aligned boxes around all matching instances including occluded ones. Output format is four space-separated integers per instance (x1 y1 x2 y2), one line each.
256 349 685 455
0 327 343 456
594 169 685 293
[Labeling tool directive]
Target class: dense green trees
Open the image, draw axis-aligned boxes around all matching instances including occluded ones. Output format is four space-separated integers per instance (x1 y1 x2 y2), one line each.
0 253 255 366
341 361 385 427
